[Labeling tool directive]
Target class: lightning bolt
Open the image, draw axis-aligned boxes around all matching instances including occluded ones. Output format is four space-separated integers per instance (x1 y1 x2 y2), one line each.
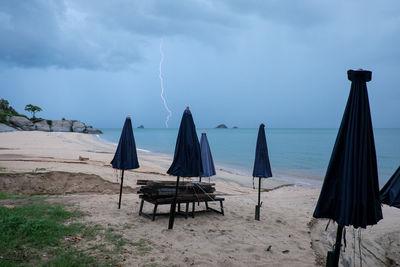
159 39 172 128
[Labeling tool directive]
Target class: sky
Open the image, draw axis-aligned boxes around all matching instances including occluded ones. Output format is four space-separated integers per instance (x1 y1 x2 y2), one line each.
1 0 400 128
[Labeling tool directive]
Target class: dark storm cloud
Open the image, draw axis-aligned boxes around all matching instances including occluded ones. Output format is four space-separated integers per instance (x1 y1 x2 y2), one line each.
219 0 333 28
2 0 400 70
0 0 237 70
1 0 400 128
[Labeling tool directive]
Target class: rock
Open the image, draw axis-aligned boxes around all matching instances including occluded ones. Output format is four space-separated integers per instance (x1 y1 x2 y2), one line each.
0 123 17 132
34 120 50 132
9 116 35 130
72 121 86 133
216 124 228 128
51 120 72 132
5 116 101 134
137 125 144 128
233 126 238 129
85 126 102 134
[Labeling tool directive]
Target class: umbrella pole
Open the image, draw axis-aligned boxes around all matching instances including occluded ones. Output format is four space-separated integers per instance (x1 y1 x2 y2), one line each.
118 170 125 209
326 224 344 267
168 176 180 229
255 177 261 220
199 176 202 182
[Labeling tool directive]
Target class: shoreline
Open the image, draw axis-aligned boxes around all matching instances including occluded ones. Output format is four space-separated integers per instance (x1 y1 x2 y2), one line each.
96 132 323 188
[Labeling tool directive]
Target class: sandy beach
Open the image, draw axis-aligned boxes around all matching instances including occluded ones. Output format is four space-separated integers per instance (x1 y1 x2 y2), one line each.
0 131 399 266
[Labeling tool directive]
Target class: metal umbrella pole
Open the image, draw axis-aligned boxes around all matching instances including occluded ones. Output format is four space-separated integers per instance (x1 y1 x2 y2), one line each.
255 177 262 220
118 170 125 209
326 225 344 267
168 176 180 229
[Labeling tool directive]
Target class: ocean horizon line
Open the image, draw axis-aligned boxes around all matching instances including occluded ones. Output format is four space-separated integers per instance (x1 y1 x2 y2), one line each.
99 127 400 130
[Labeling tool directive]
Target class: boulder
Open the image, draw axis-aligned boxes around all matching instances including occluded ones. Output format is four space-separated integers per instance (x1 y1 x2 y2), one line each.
51 120 72 132
85 126 102 134
0 123 17 132
216 124 228 129
34 120 50 132
72 121 86 133
9 116 35 131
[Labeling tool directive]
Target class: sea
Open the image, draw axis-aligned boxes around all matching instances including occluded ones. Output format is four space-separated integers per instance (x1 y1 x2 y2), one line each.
99 128 400 188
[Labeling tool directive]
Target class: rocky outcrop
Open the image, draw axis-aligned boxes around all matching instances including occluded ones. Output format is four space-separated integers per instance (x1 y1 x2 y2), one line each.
5 116 102 134
216 124 228 128
0 123 17 132
138 125 144 128
51 120 72 132
72 121 86 133
9 116 35 131
34 120 51 132
85 126 102 134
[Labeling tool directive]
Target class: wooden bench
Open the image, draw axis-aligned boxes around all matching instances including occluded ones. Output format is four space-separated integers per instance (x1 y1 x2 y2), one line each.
138 195 225 221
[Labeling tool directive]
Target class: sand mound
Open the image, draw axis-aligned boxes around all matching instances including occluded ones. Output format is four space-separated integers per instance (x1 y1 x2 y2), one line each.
0 171 136 195
308 218 400 266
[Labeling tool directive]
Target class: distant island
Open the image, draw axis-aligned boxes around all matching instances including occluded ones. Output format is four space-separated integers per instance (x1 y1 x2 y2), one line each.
0 99 102 134
137 125 144 128
233 126 238 129
216 124 228 128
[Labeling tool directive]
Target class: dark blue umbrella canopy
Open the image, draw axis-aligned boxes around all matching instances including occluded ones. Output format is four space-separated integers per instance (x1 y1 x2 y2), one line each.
167 108 202 177
252 124 272 178
200 132 216 177
111 116 139 170
380 166 400 208
313 70 382 229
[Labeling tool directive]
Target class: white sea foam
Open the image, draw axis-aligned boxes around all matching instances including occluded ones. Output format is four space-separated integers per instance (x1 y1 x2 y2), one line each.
95 133 151 153
137 148 151 153
95 134 117 146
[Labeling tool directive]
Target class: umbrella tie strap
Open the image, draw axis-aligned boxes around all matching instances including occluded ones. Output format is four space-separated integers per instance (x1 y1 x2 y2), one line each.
325 219 331 231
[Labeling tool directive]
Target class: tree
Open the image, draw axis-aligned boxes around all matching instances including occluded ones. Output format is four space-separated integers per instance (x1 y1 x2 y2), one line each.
0 99 17 114
24 104 42 119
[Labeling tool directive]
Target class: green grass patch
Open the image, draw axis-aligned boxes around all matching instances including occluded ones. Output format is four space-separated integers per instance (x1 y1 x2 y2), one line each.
0 191 26 200
132 239 153 255
0 201 83 264
33 168 47 173
104 227 129 248
0 192 149 266
0 193 99 266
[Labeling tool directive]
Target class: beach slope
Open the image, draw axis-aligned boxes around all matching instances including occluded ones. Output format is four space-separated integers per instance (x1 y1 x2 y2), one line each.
0 131 398 266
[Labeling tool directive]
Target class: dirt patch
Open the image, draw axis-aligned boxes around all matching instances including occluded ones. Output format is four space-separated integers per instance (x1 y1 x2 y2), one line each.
0 171 136 195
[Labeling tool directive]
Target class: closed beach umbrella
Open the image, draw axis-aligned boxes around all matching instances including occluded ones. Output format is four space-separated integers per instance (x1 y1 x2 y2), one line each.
380 166 400 208
111 115 139 209
313 70 382 266
167 107 202 229
252 123 272 221
199 131 216 182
